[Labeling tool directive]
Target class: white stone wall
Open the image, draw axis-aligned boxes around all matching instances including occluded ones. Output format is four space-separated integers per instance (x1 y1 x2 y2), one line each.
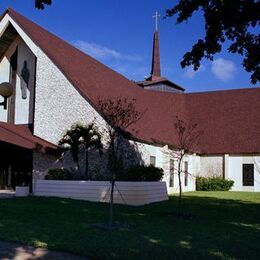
33 140 199 193
133 143 200 193
33 49 108 144
33 152 62 179
200 156 224 177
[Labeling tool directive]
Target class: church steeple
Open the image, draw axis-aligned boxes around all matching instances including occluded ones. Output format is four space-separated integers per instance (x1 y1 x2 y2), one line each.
136 11 185 92
150 11 161 78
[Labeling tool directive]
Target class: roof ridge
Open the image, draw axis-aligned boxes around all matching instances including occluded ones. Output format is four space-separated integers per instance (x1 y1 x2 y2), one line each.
185 87 260 95
3 8 141 90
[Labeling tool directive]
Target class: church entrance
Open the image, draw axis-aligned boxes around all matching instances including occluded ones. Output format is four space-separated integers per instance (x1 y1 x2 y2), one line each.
0 142 32 191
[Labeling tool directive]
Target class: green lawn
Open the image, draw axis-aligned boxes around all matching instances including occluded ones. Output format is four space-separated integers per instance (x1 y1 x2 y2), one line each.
0 192 259 259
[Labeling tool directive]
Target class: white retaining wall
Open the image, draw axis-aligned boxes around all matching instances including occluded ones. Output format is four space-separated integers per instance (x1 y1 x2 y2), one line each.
34 180 168 206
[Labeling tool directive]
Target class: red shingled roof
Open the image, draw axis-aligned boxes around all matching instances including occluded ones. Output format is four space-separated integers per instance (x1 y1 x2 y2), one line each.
186 88 260 154
0 122 57 152
3 8 260 154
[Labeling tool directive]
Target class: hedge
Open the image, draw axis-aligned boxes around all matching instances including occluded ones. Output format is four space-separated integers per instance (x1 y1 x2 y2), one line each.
196 176 234 191
45 165 164 182
117 165 164 182
45 168 73 180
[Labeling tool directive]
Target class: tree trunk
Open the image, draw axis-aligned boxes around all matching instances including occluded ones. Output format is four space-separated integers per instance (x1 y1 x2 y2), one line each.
76 160 81 178
109 179 115 227
178 154 184 215
85 149 89 180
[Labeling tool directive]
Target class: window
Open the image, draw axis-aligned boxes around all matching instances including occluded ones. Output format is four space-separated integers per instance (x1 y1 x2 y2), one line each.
243 164 254 186
150 156 156 167
184 161 188 186
169 159 174 187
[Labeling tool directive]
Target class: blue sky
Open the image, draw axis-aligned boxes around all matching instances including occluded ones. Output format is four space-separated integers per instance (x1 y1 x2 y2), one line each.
0 0 258 92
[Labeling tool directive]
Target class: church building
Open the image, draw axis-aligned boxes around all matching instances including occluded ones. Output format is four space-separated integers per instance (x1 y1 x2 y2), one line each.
0 8 259 193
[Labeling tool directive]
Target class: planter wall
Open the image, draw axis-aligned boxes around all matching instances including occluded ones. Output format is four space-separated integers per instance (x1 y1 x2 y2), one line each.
16 186 30 197
34 180 168 206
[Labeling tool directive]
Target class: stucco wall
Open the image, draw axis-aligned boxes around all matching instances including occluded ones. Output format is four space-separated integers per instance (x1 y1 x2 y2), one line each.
0 56 10 121
200 156 223 177
164 153 200 194
15 38 36 124
199 154 260 192
145 83 182 93
227 155 260 192
0 36 35 124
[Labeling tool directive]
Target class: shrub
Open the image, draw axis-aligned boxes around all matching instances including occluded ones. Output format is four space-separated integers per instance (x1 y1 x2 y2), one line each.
117 165 164 181
196 176 234 191
45 168 73 180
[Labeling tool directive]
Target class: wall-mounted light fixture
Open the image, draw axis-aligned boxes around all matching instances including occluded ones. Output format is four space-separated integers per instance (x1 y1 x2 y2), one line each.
0 82 13 110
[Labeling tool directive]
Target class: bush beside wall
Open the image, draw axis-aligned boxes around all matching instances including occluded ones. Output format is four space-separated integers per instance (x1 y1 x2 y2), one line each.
45 168 73 180
118 165 164 182
45 165 164 182
196 177 234 191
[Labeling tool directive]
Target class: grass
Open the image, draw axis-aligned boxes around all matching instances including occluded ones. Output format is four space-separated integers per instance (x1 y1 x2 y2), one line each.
0 191 259 259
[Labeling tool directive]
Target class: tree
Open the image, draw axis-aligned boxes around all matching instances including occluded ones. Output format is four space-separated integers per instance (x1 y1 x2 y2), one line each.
97 97 142 228
166 0 260 84
59 123 102 179
35 0 52 9
76 123 103 180
59 124 81 176
172 117 202 214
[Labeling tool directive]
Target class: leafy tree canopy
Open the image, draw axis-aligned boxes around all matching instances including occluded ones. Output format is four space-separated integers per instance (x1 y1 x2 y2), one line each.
166 0 260 84
35 0 52 10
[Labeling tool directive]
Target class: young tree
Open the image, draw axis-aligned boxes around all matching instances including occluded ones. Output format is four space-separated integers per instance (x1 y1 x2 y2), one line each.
97 97 142 228
172 117 202 213
166 0 260 84
59 123 102 179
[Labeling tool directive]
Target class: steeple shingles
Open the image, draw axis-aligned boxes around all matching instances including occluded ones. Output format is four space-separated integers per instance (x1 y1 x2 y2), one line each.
150 31 161 78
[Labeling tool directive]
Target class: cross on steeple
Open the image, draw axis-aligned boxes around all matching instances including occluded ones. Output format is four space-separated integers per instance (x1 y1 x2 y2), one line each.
152 11 160 31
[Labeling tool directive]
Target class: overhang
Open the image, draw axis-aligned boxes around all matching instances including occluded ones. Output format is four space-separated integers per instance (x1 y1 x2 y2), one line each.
0 122 57 153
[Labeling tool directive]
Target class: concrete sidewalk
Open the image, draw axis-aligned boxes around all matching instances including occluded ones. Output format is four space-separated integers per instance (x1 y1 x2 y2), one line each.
0 190 15 199
0 241 88 260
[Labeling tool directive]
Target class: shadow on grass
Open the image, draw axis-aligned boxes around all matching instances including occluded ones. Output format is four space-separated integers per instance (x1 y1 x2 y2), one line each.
0 193 259 259
0 240 88 259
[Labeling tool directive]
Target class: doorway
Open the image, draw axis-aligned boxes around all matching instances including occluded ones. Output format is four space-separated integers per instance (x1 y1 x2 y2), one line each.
0 142 32 190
